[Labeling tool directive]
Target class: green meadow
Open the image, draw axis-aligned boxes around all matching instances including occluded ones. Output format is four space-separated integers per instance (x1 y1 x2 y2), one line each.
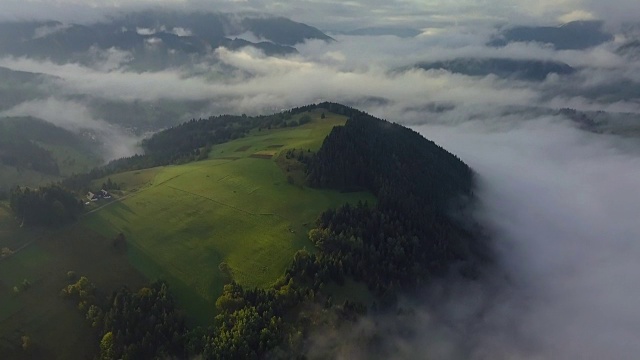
0 202 147 359
82 111 374 323
0 110 374 356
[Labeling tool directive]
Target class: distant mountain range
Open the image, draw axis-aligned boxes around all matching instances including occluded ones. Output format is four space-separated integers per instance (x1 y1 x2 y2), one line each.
411 58 576 81
490 20 613 50
617 40 640 59
339 26 422 38
0 12 333 65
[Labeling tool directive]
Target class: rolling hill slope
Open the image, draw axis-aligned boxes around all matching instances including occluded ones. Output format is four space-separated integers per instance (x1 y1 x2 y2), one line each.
80 110 374 322
0 116 100 192
0 104 483 358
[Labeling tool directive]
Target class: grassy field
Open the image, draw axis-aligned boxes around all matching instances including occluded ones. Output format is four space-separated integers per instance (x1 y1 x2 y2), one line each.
0 110 374 356
82 111 374 324
0 203 147 358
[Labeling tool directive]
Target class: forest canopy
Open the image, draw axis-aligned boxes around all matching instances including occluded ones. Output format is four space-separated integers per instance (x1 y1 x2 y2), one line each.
9 184 83 227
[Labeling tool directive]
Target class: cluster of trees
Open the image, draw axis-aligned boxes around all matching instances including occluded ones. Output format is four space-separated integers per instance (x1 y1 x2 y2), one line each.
101 178 120 191
0 137 59 175
300 104 488 298
141 115 254 164
199 282 296 358
192 271 366 358
307 104 474 211
9 184 83 226
62 278 186 360
136 112 313 166
61 276 97 311
62 112 313 191
305 202 480 303
98 282 186 359
63 279 302 359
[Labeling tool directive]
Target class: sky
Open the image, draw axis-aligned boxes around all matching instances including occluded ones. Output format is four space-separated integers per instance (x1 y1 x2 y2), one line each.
0 1 639 358
1 0 640 29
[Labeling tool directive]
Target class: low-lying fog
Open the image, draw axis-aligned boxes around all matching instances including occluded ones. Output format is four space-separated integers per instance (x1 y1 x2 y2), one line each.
407 118 640 359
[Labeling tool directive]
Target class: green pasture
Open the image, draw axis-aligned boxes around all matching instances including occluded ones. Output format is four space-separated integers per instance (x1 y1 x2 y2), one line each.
0 219 147 358
81 112 374 323
0 110 373 356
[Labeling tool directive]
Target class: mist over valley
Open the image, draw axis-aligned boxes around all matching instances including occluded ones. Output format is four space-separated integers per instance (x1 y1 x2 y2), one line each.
0 1 639 358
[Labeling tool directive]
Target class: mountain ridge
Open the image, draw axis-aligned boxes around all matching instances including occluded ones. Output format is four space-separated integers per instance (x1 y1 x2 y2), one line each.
0 11 333 64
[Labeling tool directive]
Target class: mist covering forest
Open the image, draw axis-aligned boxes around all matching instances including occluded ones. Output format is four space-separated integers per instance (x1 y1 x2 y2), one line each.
1 0 640 358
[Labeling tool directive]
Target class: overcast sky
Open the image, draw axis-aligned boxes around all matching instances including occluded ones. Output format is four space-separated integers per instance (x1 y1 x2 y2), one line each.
1 0 639 30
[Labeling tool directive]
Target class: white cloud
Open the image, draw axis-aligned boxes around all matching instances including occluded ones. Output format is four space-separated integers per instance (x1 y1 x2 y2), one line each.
304 115 640 359
407 118 640 359
136 27 156 35
171 26 192 36
558 9 595 23
145 37 163 46
0 98 140 160
33 22 70 38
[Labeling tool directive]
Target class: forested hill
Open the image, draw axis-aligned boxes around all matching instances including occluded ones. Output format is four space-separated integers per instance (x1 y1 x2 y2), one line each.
298 103 485 296
307 103 473 212
38 103 491 359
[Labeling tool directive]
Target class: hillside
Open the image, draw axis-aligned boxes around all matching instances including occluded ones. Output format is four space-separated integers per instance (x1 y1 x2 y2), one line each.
80 110 374 322
303 104 484 297
0 104 485 359
0 117 100 192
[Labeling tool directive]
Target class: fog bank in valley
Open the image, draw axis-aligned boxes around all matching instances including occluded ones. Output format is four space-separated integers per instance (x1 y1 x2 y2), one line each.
301 117 640 359
401 119 640 359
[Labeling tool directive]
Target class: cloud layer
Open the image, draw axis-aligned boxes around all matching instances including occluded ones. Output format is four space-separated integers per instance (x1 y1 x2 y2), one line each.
2 0 640 29
0 98 140 160
2 31 638 124
407 117 640 359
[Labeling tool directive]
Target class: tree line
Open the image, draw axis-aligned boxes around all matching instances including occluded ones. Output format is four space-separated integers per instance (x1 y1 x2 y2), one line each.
9 184 83 226
0 137 60 176
62 110 315 191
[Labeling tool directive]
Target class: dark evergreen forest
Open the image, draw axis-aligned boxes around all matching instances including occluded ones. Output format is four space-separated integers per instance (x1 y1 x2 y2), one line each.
9 185 83 227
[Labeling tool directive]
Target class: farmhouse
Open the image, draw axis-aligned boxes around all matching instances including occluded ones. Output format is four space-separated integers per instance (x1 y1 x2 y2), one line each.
86 190 112 201
100 189 112 199
86 192 99 202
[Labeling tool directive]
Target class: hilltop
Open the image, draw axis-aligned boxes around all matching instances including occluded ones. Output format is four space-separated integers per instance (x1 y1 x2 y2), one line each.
0 103 487 359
